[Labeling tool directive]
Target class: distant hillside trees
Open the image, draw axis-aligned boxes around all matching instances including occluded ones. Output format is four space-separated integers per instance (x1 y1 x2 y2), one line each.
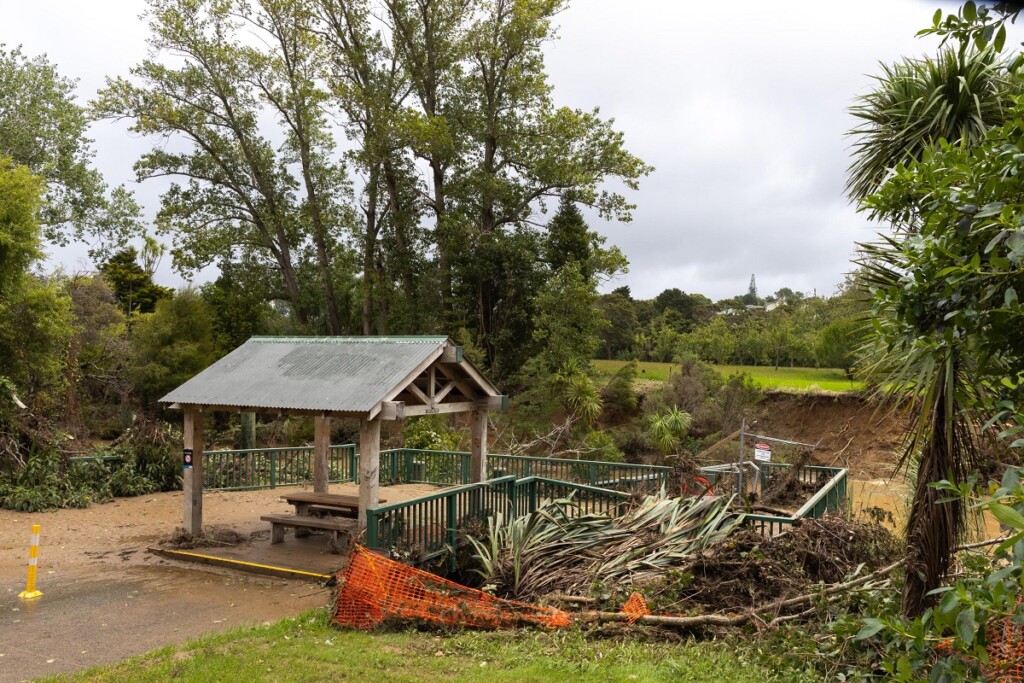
597 277 869 369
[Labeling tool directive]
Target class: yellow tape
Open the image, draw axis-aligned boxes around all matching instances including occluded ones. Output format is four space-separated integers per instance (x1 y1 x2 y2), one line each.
159 549 332 580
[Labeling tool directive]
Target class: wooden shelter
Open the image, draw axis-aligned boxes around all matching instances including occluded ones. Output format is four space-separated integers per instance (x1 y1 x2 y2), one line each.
160 336 505 534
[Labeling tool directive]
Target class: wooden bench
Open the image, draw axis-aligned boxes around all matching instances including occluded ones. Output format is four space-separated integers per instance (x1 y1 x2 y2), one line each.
280 492 387 519
260 513 350 548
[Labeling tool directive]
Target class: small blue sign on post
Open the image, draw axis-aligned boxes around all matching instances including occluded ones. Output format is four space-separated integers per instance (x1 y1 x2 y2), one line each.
183 448 194 469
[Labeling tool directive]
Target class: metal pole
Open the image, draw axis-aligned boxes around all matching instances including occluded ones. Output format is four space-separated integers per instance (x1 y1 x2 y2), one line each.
737 418 745 497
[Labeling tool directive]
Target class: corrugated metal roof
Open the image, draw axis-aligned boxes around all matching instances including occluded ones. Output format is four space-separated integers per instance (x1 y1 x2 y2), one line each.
160 336 453 413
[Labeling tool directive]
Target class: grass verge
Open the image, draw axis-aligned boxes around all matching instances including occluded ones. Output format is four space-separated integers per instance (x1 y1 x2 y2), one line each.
44 608 815 683
593 360 862 393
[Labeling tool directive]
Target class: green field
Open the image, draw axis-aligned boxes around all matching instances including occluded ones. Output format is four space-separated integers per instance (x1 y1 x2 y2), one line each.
593 359 862 393
46 609 814 683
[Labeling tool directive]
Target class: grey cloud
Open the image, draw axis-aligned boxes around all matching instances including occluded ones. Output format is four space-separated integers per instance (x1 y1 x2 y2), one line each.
2 0 966 300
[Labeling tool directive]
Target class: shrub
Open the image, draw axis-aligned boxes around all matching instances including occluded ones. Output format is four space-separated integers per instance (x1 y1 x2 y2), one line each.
403 414 462 452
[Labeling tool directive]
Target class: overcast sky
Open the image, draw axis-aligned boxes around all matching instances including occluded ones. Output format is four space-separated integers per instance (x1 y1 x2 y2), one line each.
2 0 967 301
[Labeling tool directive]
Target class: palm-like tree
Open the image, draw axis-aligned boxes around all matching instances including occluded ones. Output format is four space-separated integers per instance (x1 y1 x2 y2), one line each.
847 45 1011 205
850 44 1017 616
858 239 984 615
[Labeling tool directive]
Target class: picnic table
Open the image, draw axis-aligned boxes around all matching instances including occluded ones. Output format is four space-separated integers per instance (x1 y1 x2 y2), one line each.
260 491 388 552
279 491 387 520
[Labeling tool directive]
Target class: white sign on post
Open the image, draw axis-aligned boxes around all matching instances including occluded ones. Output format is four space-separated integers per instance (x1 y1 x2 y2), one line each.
754 443 772 462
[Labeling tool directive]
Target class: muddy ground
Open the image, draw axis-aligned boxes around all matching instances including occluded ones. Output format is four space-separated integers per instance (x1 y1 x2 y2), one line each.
0 483 438 682
749 391 910 479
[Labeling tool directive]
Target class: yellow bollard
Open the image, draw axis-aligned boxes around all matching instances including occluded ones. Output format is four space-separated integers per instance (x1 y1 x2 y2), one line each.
18 524 42 600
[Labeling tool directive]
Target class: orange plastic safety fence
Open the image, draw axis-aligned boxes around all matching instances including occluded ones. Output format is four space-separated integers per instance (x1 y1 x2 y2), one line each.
621 592 650 624
333 546 572 630
981 612 1024 683
935 607 1024 682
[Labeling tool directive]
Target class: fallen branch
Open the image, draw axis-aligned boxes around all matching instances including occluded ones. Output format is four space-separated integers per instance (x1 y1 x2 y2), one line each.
576 534 1016 631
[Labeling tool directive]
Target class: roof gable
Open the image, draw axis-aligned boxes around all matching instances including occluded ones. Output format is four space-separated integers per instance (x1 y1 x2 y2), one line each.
160 336 499 416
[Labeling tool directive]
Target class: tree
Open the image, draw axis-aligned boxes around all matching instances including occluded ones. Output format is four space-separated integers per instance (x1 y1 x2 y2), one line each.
683 316 735 365
200 262 283 355
598 291 638 359
383 0 650 367
847 34 1014 203
95 0 356 331
315 0 424 335
64 275 131 439
742 274 759 306
0 45 142 257
130 290 218 407
531 262 604 372
545 195 591 274
0 158 73 406
851 2 1024 617
100 247 172 316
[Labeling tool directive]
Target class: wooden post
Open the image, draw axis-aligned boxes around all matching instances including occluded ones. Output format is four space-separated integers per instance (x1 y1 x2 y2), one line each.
358 417 381 529
240 412 256 450
183 408 204 535
313 415 331 494
471 409 488 483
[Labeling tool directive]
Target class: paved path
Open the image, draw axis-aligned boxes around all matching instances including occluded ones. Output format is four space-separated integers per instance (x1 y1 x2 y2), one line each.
1 558 329 682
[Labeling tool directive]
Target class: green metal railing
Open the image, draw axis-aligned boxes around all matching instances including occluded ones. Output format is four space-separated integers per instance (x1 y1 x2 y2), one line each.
396 448 670 490
203 444 357 491
365 475 630 568
699 462 849 536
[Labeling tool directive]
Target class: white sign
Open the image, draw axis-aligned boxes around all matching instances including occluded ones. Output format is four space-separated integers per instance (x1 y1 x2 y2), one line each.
754 443 772 462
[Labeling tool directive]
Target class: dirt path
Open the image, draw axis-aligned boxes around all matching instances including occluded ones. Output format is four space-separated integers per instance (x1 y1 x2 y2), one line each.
0 484 437 682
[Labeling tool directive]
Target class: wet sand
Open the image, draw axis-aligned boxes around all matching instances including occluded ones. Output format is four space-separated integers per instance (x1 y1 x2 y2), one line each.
0 483 440 681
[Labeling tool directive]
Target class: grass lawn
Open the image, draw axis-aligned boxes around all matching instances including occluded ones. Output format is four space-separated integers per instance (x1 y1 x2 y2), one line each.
593 359 862 393
46 608 815 683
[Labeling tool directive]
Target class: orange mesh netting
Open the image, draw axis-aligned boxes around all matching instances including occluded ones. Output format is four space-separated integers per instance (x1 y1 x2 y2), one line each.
621 592 650 624
983 612 1024 682
936 607 1024 682
333 546 572 630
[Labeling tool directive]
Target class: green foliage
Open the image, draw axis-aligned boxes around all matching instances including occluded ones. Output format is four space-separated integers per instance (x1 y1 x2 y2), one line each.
600 360 639 417
596 290 638 360
859 98 1024 439
0 157 43 289
580 429 624 462
544 195 592 275
200 262 284 354
0 46 142 255
0 159 73 404
402 415 462 452
100 247 172 316
645 406 692 454
129 290 218 407
551 359 603 424
532 262 605 372
65 275 132 438
816 318 862 375
847 42 1014 204
0 439 180 512
0 449 104 511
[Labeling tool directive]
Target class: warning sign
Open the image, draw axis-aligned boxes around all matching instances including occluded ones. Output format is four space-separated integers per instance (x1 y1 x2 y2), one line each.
183 448 194 469
754 443 772 462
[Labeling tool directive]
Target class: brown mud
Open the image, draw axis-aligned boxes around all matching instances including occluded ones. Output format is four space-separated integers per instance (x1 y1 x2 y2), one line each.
748 391 910 479
0 482 440 682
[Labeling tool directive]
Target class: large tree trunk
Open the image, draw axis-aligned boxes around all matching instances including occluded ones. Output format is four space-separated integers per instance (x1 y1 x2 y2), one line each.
901 357 973 616
432 159 452 318
299 140 342 335
270 236 308 327
382 161 418 327
362 165 382 335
